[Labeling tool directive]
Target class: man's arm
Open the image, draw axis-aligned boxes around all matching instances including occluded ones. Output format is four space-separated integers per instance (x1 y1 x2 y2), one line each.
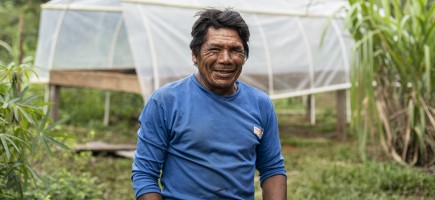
257 99 287 199
137 192 163 200
262 174 287 200
132 98 169 199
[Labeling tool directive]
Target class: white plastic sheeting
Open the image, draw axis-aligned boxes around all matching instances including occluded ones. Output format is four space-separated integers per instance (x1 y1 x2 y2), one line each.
35 0 352 100
35 0 133 72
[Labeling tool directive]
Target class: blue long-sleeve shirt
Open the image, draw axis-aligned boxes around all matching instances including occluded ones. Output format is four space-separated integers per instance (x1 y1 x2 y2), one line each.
132 75 286 199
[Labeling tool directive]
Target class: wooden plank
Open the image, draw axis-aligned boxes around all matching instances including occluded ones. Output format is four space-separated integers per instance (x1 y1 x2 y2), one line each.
49 70 141 94
115 150 135 158
336 89 347 140
75 141 136 152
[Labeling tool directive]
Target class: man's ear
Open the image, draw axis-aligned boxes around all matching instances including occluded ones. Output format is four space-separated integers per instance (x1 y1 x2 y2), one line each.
192 53 197 65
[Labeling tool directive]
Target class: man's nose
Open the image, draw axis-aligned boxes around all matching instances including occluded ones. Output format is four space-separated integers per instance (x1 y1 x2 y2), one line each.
218 49 232 64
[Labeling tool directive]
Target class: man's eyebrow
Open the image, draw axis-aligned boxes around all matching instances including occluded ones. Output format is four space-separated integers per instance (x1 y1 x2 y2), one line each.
207 42 243 48
207 43 223 47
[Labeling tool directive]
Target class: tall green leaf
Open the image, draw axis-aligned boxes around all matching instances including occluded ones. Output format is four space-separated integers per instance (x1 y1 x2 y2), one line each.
346 0 435 167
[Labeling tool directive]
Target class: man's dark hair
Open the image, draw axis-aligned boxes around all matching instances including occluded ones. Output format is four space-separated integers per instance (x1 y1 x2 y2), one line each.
190 8 250 59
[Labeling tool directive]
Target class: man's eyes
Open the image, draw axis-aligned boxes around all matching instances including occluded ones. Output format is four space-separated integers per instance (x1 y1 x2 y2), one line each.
207 48 244 54
232 48 244 53
209 48 221 52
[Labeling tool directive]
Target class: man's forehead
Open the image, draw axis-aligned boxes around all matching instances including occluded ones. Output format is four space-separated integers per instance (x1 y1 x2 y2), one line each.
204 27 243 45
206 27 239 36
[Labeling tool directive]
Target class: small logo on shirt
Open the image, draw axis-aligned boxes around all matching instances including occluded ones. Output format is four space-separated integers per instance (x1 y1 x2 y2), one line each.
253 126 263 138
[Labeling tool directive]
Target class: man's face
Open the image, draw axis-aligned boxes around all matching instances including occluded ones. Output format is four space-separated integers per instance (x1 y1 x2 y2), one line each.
193 27 245 96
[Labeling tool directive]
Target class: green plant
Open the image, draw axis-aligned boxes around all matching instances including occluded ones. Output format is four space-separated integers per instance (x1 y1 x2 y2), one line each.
24 169 104 200
282 139 435 200
0 62 70 199
59 88 143 127
296 161 435 199
346 0 435 166
0 1 47 64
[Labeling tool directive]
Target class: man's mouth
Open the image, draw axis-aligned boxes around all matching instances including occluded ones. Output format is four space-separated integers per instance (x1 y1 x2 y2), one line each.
214 70 235 77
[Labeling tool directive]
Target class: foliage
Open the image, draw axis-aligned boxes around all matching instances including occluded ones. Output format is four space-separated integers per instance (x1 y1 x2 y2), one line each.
273 97 305 110
24 169 103 200
1 2 73 198
32 150 135 200
0 62 70 198
0 0 49 6
288 159 435 199
1 1 431 199
346 0 435 166
277 119 435 200
0 1 129 198
0 1 46 65
58 88 143 127
23 87 433 200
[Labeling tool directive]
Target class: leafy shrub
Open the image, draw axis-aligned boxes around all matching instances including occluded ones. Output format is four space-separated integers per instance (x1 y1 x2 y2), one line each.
0 1 47 64
24 169 104 200
0 62 70 198
293 161 435 199
59 88 143 127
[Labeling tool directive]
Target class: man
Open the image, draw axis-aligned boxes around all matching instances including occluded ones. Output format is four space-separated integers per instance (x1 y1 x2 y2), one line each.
132 8 287 200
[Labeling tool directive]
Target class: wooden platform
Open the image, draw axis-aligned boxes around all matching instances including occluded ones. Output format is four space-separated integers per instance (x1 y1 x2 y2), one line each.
75 141 135 158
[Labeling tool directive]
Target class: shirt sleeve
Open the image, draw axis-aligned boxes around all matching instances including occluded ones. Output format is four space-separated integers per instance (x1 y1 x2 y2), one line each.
256 99 287 185
132 98 169 199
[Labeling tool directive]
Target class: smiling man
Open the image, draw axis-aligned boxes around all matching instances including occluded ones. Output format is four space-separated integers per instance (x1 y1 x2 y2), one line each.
132 8 287 200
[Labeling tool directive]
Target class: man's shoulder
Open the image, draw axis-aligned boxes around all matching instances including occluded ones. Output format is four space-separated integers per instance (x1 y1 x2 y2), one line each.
151 76 192 98
239 81 271 101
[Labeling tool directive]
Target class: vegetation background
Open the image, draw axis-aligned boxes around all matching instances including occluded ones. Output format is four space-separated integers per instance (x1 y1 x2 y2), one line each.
1 0 434 199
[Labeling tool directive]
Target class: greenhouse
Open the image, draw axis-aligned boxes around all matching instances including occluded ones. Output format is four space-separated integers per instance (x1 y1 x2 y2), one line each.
35 0 352 100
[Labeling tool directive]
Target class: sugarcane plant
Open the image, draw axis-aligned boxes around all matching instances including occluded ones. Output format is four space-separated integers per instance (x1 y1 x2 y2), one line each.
346 0 434 166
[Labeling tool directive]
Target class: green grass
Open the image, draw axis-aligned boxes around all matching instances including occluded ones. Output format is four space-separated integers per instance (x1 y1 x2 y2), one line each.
278 113 434 200
27 85 434 200
281 142 435 199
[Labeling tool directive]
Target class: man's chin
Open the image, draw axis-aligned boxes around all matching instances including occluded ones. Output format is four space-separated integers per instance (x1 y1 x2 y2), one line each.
211 83 237 92
212 79 235 86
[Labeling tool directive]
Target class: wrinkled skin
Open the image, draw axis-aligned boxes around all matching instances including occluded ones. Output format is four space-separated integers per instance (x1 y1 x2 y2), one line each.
193 27 246 96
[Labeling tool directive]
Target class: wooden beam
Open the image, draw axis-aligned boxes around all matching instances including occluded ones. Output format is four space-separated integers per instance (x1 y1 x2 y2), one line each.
49 70 141 94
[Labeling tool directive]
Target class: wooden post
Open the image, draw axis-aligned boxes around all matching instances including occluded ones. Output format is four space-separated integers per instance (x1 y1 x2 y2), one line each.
49 84 60 121
336 89 347 140
306 95 316 125
103 91 111 126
